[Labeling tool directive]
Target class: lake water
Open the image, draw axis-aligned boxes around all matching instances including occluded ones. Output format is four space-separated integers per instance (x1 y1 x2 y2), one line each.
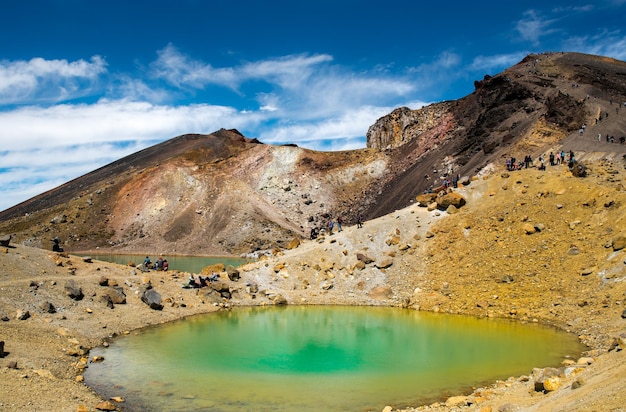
84 306 585 412
81 253 248 274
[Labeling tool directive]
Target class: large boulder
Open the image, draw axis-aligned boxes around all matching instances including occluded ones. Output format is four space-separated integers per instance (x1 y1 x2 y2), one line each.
201 263 225 276
571 162 587 177
102 286 126 304
226 265 241 281
437 192 466 210
210 281 232 299
416 193 437 207
140 287 163 310
533 367 562 392
286 237 301 250
0 234 11 247
64 280 84 301
368 286 393 300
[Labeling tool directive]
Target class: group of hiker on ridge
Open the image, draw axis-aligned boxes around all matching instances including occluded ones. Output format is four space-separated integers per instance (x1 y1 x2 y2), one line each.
506 149 576 172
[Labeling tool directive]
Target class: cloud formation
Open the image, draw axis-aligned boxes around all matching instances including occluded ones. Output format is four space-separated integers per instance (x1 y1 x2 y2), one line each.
0 56 106 105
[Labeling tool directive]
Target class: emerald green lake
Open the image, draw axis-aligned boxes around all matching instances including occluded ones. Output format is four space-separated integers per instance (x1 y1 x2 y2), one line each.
81 253 248 274
84 306 585 412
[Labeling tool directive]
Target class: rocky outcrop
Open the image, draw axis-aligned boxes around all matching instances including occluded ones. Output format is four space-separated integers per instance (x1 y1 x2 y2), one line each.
366 104 452 150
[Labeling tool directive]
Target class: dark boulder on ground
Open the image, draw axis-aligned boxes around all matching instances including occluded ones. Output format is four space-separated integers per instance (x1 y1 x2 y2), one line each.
41 301 56 314
102 286 126 305
140 287 163 310
64 280 83 301
0 235 11 247
572 162 587 177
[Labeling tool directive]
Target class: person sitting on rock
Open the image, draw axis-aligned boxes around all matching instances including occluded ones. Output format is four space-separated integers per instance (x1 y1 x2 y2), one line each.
162 260 168 271
154 256 164 271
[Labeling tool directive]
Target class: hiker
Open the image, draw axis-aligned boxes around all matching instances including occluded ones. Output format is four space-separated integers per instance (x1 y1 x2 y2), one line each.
154 256 164 270
328 219 334 234
52 237 64 252
337 216 343 232
162 260 169 271
185 275 200 288
357 213 363 228
143 256 151 271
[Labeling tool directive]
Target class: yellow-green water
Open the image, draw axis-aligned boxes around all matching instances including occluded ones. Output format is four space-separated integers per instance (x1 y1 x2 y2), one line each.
81 253 248 274
84 306 585 411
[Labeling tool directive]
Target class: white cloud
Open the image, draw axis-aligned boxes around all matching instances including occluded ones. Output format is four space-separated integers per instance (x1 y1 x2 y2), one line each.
149 45 415 119
0 46 432 210
0 99 268 210
515 10 559 44
469 52 530 73
0 56 107 104
150 44 238 89
563 29 626 60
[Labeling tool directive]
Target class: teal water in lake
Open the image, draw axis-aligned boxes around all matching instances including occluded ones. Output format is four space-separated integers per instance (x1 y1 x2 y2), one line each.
81 253 248 274
84 306 585 412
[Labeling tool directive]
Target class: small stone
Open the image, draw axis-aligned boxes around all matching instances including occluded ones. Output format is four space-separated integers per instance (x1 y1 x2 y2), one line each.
445 395 468 407
375 259 393 269
95 401 117 411
16 309 30 320
523 223 536 234
571 378 585 389
543 376 562 391
612 235 626 251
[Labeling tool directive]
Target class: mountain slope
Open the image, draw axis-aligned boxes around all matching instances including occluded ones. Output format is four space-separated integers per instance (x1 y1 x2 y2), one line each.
0 52 625 256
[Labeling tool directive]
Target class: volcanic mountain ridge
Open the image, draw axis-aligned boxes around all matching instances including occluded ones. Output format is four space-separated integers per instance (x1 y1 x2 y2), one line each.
0 51 625 257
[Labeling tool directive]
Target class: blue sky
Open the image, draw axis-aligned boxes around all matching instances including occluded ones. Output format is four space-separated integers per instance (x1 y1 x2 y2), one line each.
1 0 625 212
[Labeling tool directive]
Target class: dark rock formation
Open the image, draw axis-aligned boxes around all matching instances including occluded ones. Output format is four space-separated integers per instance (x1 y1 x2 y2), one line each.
140 287 163 310
0 234 11 247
